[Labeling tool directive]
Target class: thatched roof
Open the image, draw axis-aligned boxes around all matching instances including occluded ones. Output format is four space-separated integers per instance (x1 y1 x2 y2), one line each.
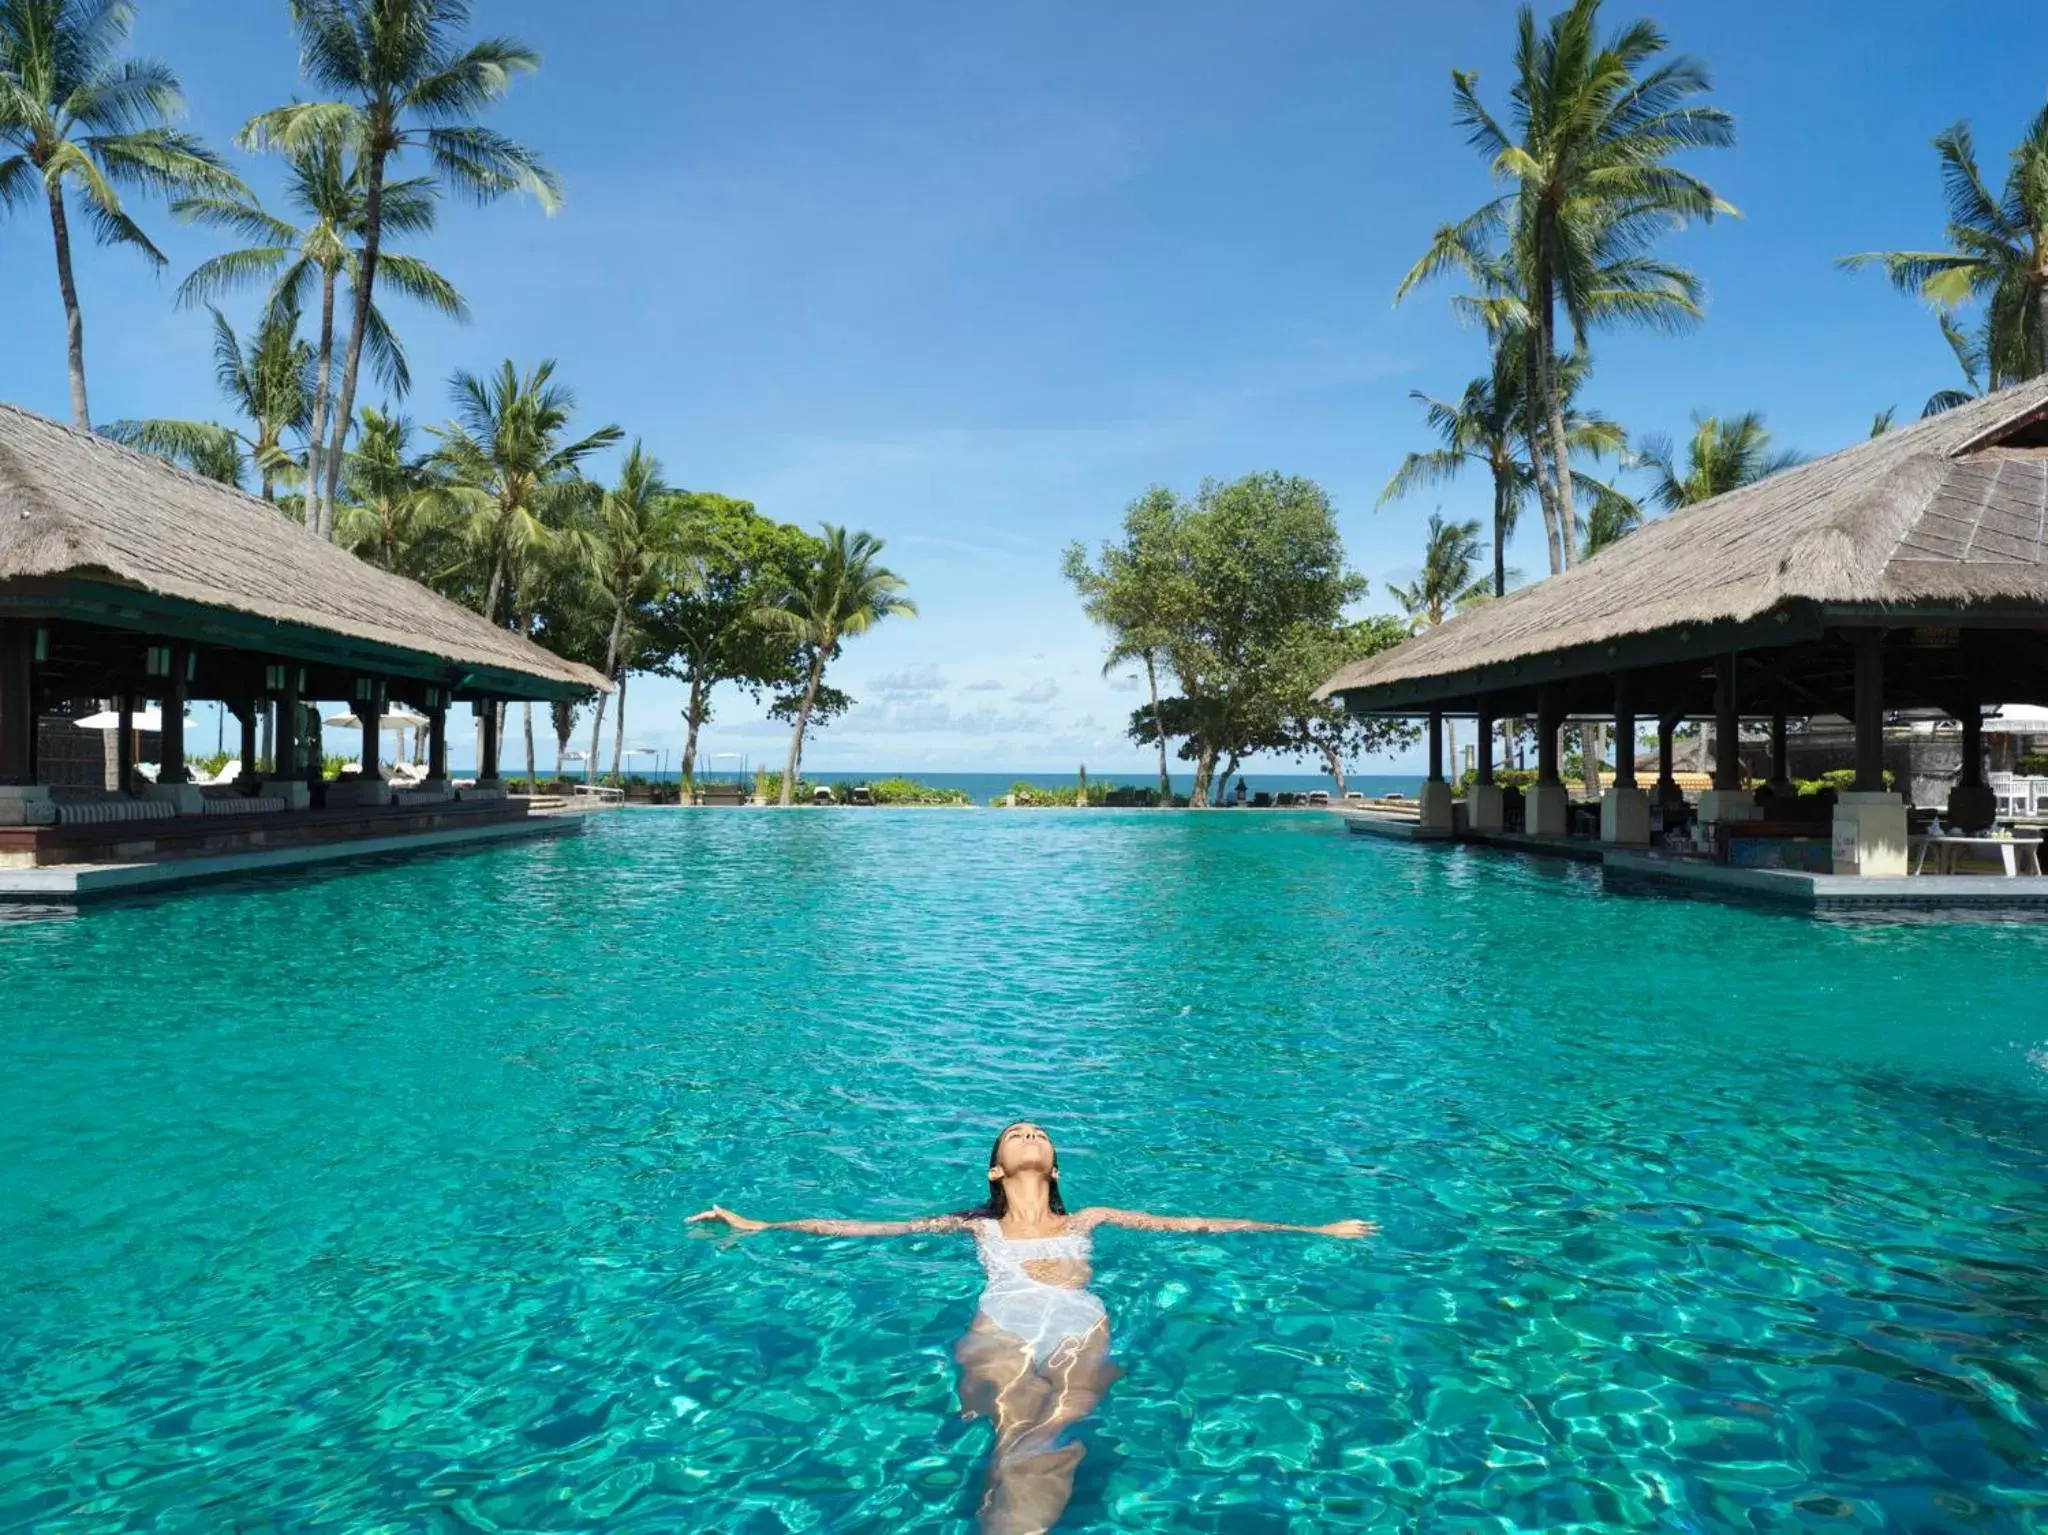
0 403 606 696
1321 376 2048 706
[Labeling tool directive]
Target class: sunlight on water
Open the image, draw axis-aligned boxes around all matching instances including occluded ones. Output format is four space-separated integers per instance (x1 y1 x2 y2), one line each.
3 811 2046 1529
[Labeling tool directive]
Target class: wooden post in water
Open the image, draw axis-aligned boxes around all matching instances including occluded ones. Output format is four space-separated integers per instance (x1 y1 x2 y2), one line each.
158 642 187 786
0 620 33 785
1852 632 1885 793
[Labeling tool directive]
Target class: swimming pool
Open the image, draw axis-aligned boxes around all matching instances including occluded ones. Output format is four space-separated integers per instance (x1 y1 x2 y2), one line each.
3 811 2045 1529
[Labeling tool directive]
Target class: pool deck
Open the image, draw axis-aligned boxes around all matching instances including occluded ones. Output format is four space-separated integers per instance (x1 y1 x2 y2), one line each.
0 805 586 900
1337 808 2048 912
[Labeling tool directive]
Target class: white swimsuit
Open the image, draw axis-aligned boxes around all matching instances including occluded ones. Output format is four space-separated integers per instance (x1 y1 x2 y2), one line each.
972 1219 1108 1363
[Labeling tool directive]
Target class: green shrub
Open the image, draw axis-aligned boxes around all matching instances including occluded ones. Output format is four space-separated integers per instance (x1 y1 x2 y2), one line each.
999 779 1125 807
2019 754 2048 776
863 776 972 805
1791 768 1894 796
1452 766 1539 795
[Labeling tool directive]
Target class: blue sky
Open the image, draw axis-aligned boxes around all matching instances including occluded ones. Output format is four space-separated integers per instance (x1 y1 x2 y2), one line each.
6 1 2046 776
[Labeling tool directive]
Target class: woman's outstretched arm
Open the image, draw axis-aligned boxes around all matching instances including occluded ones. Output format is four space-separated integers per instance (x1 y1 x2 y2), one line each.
689 1204 967 1237
1076 1207 1377 1238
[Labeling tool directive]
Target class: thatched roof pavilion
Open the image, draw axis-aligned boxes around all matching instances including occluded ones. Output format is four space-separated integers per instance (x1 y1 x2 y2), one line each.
1320 377 2048 871
0 402 606 837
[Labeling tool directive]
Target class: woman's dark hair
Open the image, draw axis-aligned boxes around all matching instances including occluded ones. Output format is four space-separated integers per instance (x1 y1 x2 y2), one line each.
958 1122 1066 1219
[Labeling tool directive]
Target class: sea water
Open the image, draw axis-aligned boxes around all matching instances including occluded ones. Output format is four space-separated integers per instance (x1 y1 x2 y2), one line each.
2 812 2045 1530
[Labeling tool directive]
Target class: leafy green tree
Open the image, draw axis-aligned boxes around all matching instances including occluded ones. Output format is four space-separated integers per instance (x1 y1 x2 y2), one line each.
1269 617 1417 792
638 498 825 795
1062 487 1188 801
1635 412 1801 511
104 300 315 501
336 406 451 572
0 0 241 427
1116 473 1365 806
174 130 465 538
1400 0 1732 569
246 0 559 540
754 526 915 806
1841 105 2048 383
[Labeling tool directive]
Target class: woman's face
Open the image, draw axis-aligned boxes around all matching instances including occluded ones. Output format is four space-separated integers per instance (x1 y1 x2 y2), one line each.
992 1121 1056 1178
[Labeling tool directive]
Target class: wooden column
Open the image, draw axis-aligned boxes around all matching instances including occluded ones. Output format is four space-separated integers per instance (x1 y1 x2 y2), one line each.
1613 676 1637 790
0 620 33 785
1426 709 1444 783
1770 712 1789 785
1475 699 1495 786
116 695 135 792
238 700 258 779
479 700 501 780
1712 654 1741 791
1959 704 1984 788
1657 712 1678 798
159 642 187 785
1852 631 1886 793
1536 685 1562 787
428 704 448 781
276 667 301 780
355 681 383 779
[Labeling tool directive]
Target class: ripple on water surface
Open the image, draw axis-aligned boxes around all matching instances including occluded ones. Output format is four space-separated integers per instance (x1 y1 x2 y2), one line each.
3 812 2048 1530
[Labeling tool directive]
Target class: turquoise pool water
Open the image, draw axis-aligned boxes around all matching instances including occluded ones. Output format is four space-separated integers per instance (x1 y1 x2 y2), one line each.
3 812 2046 1530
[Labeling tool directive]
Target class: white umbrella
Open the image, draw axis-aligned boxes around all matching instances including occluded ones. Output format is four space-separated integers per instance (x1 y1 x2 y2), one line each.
1984 705 2048 734
73 707 169 731
321 707 430 728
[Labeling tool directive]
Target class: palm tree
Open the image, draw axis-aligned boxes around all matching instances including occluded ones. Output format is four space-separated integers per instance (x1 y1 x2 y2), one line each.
1841 106 2048 383
174 131 466 539
756 526 915 806
1381 343 1627 591
336 406 450 573
581 443 710 781
433 361 617 787
245 0 559 541
1388 514 1490 635
1635 412 1802 511
1388 513 1489 775
104 301 314 501
1401 0 1733 569
432 361 620 626
0 0 240 427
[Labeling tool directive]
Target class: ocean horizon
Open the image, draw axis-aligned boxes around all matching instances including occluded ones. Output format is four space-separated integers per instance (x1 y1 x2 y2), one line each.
452 765 1426 801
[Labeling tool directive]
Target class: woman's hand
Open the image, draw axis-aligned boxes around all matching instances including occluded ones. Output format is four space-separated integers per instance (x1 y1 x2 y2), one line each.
1316 1218 1379 1239
689 1204 768 1233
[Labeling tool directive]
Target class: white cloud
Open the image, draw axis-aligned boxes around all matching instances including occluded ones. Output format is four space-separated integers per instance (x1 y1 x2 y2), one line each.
869 664 947 698
842 699 1054 737
1012 678 1059 704
964 678 1005 692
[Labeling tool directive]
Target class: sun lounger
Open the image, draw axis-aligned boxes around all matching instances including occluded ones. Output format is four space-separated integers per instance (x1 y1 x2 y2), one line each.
47 788 173 826
198 788 287 816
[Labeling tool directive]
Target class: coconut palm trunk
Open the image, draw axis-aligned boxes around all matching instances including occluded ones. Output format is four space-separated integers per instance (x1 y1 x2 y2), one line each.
1537 303 1579 568
587 606 626 779
1520 328 1564 573
305 267 338 538
1490 473 1509 597
1144 652 1169 800
780 648 828 805
2037 282 2048 376
45 186 91 429
318 148 387 539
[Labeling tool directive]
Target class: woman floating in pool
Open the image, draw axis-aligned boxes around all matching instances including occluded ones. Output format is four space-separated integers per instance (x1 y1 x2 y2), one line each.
691 1120 1375 1534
